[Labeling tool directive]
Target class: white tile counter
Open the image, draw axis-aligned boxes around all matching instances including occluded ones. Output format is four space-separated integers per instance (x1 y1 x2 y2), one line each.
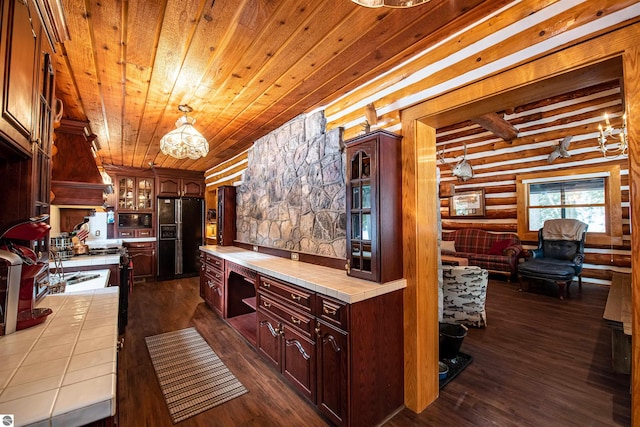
199 245 406 304
0 274 119 427
61 270 111 294
49 254 120 270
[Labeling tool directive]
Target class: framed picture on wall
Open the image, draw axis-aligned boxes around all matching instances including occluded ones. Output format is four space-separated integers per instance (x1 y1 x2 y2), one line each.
449 189 485 217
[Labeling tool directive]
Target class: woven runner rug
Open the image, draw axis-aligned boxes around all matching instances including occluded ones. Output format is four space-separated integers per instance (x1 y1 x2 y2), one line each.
145 327 248 423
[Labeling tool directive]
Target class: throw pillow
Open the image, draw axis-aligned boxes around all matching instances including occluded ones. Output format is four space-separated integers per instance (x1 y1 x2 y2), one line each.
441 240 456 252
488 239 511 255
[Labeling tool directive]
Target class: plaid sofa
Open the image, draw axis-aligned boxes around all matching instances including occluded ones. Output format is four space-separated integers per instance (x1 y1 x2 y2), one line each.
442 228 523 280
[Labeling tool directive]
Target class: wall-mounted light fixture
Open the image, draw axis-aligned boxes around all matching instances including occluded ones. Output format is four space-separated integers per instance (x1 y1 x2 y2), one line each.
597 112 628 158
160 104 209 160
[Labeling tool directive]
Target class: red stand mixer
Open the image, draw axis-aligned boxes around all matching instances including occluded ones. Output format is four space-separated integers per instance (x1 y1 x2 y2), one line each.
0 214 53 330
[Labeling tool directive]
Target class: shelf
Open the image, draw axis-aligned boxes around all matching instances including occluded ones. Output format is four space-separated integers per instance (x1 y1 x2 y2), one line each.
242 296 257 310
227 312 256 346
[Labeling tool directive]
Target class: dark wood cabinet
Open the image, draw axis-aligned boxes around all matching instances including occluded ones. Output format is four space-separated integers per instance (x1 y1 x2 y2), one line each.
0 0 58 256
0 0 41 155
200 252 224 316
155 169 205 198
217 185 236 246
125 241 155 280
257 275 316 402
316 320 349 426
104 166 156 238
200 249 404 427
345 130 403 283
157 175 204 198
117 175 154 212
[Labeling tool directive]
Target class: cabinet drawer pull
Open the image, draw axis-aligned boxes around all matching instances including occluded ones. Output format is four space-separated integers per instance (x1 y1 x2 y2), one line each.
262 282 271 288
263 301 271 308
290 316 301 325
323 306 337 316
290 293 301 301
215 273 222 279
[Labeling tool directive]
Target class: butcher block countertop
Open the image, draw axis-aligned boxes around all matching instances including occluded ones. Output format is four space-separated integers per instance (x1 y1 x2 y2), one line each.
0 272 118 427
200 245 406 304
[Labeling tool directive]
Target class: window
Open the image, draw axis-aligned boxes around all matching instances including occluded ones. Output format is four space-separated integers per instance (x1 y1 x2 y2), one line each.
516 165 622 245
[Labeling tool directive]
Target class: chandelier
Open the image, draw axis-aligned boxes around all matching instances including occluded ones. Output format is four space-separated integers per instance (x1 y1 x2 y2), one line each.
160 104 209 160
597 112 628 158
351 0 430 7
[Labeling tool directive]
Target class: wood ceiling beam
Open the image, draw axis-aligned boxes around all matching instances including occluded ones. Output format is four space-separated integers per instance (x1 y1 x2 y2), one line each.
471 113 519 141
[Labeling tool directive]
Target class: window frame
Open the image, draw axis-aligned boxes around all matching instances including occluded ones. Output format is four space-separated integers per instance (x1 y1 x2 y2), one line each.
516 164 622 246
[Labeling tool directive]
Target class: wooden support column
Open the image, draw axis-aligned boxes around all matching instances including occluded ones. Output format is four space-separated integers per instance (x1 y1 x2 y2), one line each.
623 45 640 427
402 114 440 411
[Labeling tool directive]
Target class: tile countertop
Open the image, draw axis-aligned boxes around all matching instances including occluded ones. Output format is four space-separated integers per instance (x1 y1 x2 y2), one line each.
49 254 120 269
0 272 118 427
199 245 406 304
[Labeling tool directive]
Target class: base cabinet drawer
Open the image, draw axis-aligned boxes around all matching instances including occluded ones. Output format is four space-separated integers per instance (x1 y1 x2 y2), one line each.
200 253 224 315
205 273 224 315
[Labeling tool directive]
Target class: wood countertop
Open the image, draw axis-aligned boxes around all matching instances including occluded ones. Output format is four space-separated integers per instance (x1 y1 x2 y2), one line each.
200 245 406 304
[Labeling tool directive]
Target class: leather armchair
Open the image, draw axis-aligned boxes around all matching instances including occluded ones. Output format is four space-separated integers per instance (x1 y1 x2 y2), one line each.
518 219 588 299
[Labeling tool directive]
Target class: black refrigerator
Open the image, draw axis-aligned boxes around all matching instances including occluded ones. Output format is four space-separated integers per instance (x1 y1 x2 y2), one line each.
157 197 203 280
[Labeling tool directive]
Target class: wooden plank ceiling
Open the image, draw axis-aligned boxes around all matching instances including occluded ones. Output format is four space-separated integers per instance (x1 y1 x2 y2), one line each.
52 0 510 172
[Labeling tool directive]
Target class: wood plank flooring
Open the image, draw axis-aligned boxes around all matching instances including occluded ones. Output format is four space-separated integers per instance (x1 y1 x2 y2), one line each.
118 276 631 426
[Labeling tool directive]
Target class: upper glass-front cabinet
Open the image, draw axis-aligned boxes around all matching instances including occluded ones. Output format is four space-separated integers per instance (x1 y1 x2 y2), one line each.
345 130 403 283
349 150 373 275
118 176 154 211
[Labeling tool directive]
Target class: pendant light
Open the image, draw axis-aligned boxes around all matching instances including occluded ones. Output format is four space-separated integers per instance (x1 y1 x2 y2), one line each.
160 104 209 160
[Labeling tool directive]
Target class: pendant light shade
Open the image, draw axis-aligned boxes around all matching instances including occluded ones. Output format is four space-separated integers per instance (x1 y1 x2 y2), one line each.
160 105 209 160
351 0 430 8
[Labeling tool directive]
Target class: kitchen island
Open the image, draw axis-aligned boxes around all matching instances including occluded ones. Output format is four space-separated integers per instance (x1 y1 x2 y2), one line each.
199 245 406 427
0 270 119 426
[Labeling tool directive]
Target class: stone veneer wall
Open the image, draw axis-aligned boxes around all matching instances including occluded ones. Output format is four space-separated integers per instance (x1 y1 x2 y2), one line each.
236 111 346 259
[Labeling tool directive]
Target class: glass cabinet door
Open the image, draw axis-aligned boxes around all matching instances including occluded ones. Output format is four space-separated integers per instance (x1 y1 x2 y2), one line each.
119 177 135 210
348 150 373 276
137 178 154 210
345 130 402 283
118 176 154 211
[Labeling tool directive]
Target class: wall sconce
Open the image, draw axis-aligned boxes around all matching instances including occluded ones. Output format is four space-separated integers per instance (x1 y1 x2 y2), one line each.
352 0 430 7
597 112 628 158
160 104 209 160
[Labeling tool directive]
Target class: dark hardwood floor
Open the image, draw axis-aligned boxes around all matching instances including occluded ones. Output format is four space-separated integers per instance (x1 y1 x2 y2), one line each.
118 276 631 427
386 278 631 427
117 277 329 427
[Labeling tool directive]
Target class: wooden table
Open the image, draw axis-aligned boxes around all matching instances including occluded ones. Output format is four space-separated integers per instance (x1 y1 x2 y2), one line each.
441 255 469 266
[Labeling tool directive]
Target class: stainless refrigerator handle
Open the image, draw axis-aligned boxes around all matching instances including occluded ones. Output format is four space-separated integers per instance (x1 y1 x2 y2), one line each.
176 198 182 240
176 237 183 275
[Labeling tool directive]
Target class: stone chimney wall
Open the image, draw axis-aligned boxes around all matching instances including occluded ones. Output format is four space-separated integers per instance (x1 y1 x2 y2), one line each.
236 111 346 259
